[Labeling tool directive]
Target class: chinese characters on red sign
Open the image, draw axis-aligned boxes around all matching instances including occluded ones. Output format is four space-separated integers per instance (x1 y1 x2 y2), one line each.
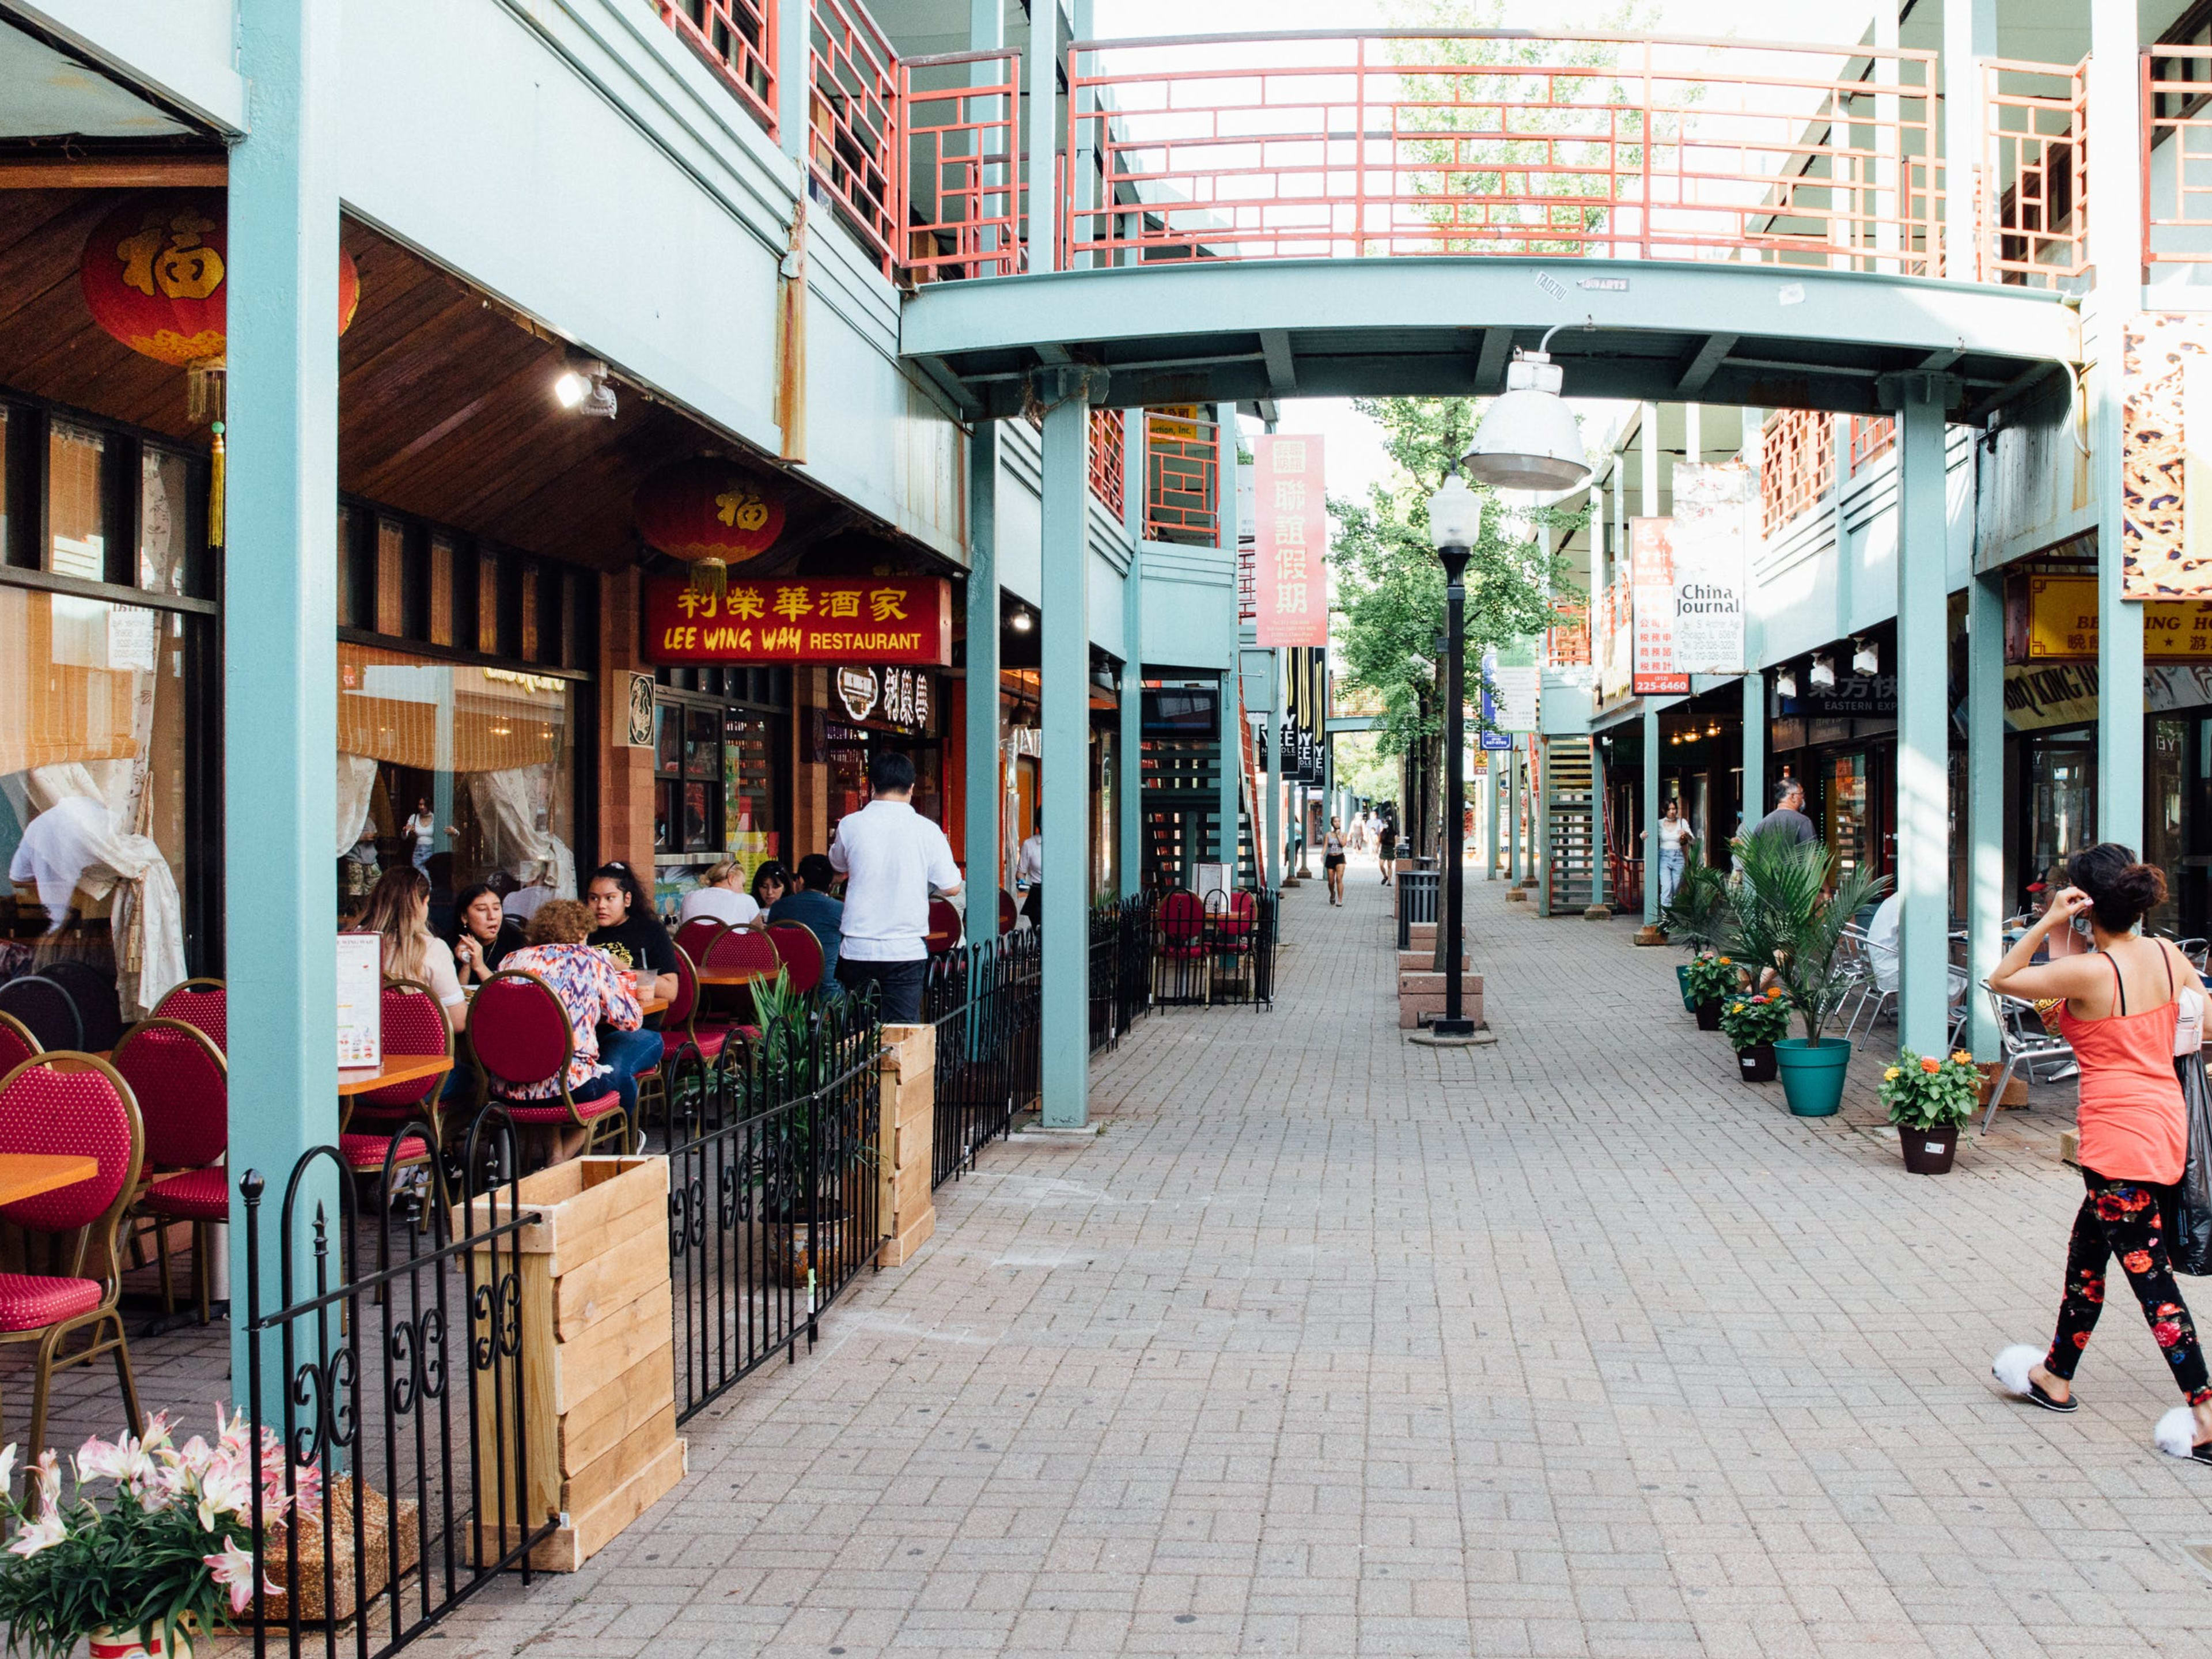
644 577 952 665
1252 435 1329 648
1630 518 1690 695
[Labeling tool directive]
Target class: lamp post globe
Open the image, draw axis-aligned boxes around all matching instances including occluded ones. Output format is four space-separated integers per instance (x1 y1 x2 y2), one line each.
1425 472 1484 1039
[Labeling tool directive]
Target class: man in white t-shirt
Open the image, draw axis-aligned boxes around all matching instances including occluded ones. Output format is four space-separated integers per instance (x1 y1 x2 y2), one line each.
1016 813 1043 927
830 750 963 1022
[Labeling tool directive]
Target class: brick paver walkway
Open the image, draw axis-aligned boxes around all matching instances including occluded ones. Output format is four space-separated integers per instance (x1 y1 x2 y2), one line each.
28 858 2212 1655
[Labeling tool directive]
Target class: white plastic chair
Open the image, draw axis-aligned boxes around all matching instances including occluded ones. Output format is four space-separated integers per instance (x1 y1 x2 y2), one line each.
1977 981 2077 1135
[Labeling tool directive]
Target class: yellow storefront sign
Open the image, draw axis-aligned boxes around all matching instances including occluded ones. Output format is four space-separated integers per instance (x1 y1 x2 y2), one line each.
2020 575 2212 661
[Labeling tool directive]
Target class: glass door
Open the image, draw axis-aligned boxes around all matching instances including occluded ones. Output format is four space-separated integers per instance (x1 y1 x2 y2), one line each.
2149 718 2188 938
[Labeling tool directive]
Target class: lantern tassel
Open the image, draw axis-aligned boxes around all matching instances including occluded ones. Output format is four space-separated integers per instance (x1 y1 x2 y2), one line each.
209 421 225 548
688 556 727 607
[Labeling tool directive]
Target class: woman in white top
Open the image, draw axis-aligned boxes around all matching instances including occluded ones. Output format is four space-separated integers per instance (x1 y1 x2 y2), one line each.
357 865 466 1029
677 858 763 930
1645 800 1696 909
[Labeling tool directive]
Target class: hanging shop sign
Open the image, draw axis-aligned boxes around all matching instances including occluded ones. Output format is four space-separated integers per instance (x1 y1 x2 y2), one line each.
1668 463 1752 674
1251 434 1330 648
2007 573 2212 662
1630 517 1690 695
831 665 939 737
1776 672 1896 720
2123 313 2212 600
1596 576 1634 706
644 576 952 665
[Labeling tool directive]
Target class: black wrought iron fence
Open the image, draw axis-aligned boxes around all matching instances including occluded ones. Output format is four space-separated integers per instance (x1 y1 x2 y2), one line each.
1152 890 1279 1009
241 1112 554 1659
1087 899 1152 1053
926 929 1041 1188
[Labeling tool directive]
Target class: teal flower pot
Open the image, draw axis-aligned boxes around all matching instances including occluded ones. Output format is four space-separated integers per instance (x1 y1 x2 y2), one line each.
1773 1036 1851 1117
1676 965 1696 1012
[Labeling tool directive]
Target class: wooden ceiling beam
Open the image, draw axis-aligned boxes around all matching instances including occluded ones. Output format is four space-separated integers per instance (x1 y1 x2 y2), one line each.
0 158 226 190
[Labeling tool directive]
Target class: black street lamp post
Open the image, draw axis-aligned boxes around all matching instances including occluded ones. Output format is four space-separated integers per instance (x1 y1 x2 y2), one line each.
1426 474 1481 1037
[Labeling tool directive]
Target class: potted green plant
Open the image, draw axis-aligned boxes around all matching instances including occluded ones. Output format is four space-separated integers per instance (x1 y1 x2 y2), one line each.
1659 850 1730 1010
1879 1048 1980 1173
0 1411 320 1659
1718 990 1791 1082
1681 953 1743 1031
1722 832 1891 1117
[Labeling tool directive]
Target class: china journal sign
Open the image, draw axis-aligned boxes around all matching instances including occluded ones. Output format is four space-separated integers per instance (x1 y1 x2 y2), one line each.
644 577 952 664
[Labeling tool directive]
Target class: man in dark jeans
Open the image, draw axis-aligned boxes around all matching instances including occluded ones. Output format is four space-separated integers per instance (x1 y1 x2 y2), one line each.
829 751 963 1024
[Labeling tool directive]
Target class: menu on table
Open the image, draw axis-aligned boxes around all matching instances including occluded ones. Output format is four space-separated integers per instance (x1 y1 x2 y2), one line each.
336 935 381 1069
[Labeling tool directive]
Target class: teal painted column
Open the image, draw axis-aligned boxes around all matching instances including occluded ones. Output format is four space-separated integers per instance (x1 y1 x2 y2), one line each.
1889 377 1956 1056
1642 703 1661 923
1119 416 1143 897
965 422 1001 905
1214 405 1240 865
1024 0 1057 272
1590 741 1608 910
2091 0 2144 846
1039 377 1092 1126
1508 750 1522 884
1966 569 2005 1060
228 0 341 1387
1263 656 1282 890
777 0 810 162
1944 0 1995 280
1486 751 1500 880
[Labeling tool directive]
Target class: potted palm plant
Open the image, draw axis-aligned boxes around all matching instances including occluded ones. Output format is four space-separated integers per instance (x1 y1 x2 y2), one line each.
1723 832 1891 1117
1659 850 1729 1011
1681 953 1742 1031
1879 1048 1979 1173
1719 990 1791 1082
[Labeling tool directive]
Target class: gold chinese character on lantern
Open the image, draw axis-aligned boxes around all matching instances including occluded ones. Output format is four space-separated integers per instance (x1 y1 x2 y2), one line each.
869 588 907 622
774 586 815 620
727 588 765 620
116 213 226 302
714 489 771 532
823 589 861 619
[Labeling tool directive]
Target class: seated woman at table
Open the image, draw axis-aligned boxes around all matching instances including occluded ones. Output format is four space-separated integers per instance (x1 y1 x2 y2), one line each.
448 881 527 988
677 859 763 930
358 866 467 1032
502 899 662 1161
584 861 676 980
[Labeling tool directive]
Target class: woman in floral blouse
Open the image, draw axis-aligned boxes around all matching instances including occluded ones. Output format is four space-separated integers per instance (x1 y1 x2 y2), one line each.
501 899 662 1159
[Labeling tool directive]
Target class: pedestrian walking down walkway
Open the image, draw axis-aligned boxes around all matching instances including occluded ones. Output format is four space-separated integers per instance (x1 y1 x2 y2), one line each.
410 865 2212 1659
1323 817 1346 905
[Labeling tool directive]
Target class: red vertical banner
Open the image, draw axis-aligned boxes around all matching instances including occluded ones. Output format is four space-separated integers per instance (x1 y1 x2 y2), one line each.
1630 517 1689 695
1252 435 1329 648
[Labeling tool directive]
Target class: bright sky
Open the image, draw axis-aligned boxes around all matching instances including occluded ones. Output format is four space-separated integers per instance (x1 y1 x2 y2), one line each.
1097 0 1882 506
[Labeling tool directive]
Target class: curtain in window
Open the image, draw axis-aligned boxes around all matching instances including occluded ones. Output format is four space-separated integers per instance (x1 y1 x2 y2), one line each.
467 764 575 898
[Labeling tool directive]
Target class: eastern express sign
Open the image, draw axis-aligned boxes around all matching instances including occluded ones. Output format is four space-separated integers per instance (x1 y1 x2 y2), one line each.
644 577 952 665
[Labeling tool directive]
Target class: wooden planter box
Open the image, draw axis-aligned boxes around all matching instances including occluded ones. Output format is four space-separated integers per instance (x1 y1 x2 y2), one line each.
877 1023 935 1267
468 1156 685 1572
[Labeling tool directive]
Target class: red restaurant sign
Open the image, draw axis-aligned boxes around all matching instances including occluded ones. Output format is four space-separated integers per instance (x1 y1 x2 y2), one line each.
643 577 952 665
1252 434 1329 648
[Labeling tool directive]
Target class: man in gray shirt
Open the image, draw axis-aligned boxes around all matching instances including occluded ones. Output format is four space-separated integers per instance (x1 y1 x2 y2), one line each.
1749 778 1819 846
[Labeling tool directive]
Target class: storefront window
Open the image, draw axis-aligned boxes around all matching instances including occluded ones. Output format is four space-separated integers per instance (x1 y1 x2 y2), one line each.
2150 719 2188 936
336 642 578 918
2023 732 2096 900
47 422 105 581
1825 752 1872 881
651 694 785 916
138 448 192 595
0 585 193 1002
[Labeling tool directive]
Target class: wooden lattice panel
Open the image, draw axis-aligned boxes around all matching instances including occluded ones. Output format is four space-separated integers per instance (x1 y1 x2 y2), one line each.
2124 313 2212 599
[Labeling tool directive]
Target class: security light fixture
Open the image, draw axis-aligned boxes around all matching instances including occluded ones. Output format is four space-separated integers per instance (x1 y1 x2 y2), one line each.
554 358 617 419
1775 666 1799 699
1009 607 1034 632
1852 637 1880 676
1808 653 1838 692
1463 325 1593 492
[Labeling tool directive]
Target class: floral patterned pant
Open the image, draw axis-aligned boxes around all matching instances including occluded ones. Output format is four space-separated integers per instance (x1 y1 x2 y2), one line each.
2047 1172 2212 1404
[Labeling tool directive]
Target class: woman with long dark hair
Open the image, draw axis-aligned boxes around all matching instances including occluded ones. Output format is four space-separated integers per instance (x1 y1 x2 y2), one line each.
448 880 525 987
1988 843 2212 1463
584 860 675 976
357 865 466 1028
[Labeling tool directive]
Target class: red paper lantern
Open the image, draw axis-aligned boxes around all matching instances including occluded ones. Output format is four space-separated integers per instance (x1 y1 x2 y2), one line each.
633 457 787 601
79 189 361 373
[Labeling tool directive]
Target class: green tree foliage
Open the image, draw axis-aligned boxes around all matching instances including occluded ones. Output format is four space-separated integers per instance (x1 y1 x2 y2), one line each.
1326 396 1580 854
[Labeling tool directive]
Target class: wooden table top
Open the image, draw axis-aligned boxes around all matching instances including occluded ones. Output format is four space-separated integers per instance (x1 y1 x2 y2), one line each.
697 966 771 987
337 1054 456 1097
0 1153 99 1207
641 991 672 1015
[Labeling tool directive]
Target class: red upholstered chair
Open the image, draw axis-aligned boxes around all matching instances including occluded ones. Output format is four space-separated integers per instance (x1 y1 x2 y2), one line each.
1154 891 1206 959
469 971 630 1156
112 1018 228 1324
925 899 961 955
1217 890 1258 951
766 923 825 996
0 976 81 1053
660 945 739 1064
702 925 779 980
998 889 1018 935
151 979 227 1053
672 919 728 972
339 980 450 1181
0 1053 146 1452
0 1012 39 1076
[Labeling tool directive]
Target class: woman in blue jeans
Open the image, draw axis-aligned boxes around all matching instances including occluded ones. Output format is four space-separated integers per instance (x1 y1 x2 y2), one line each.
1650 800 1695 908
501 899 664 1160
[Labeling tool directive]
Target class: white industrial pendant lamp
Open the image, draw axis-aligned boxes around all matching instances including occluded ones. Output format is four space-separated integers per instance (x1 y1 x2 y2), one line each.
1463 324 1592 493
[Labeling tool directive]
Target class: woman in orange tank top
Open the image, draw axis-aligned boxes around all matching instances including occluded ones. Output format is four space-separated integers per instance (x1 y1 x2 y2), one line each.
1987 843 2212 1464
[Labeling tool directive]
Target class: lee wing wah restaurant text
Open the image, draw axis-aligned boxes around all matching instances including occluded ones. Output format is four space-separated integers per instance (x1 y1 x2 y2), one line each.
646 577 953 664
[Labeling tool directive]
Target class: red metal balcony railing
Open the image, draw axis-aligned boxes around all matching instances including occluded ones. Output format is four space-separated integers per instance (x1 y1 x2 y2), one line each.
810 0 900 272
902 50 1025 281
657 0 778 137
1849 414 1895 473
2146 47 2212 266
1145 410 1220 544
1062 31 1940 274
1236 538 1256 620
1762 408 1834 536
1089 407 1127 516
1544 600 1590 668
1981 57 2086 286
